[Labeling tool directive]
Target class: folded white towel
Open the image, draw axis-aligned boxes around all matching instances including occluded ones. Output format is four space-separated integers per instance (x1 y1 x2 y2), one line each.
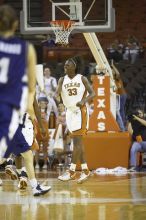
95 166 128 176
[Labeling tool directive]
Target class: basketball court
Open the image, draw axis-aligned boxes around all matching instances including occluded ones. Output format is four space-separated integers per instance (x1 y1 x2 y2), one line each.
0 1 146 219
1 170 146 219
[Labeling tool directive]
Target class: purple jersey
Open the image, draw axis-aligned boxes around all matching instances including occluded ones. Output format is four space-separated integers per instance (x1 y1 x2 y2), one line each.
0 36 28 109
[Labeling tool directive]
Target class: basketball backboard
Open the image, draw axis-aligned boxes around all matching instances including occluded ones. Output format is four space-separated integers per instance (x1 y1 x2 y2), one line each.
20 0 115 34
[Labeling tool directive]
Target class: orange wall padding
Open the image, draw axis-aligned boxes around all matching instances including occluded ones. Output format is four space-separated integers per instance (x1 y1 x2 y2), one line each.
83 132 131 170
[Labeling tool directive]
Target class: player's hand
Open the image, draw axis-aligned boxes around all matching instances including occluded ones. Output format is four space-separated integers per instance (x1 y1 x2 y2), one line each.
76 100 85 107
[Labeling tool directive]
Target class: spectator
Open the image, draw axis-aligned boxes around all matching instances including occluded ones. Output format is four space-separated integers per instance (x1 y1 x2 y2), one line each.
112 62 127 131
53 103 71 167
36 66 58 129
123 42 140 64
107 39 123 63
41 34 56 47
38 96 58 122
128 108 146 171
36 66 58 99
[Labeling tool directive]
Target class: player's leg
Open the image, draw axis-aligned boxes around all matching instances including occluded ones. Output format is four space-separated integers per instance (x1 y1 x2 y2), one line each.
5 155 18 180
21 150 51 196
58 106 90 182
4 126 28 185
0 105 19 160
5 155 28 189
15 155 28 190
58 135 90 182
76 136 90 184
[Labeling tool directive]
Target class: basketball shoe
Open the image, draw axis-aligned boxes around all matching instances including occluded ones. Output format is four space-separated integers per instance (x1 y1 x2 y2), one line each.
58 170 76 181
18 176 28 190
77 169 91 184
32 184 51 196
5 164 18 180
18 169 28 190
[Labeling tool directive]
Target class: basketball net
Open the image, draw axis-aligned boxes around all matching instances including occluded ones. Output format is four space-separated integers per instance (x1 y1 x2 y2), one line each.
50 20 75 45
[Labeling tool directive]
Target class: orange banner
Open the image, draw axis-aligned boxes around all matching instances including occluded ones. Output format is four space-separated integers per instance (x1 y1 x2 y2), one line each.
89 75 120 131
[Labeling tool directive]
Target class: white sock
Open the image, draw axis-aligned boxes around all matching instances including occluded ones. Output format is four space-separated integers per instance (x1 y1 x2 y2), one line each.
69 163 76 172
29 178 38 188
21 166 27 172
81 163 88 170
7 158 13 163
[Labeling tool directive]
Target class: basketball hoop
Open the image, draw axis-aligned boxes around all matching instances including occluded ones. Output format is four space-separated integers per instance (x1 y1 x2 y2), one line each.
50 20 75 45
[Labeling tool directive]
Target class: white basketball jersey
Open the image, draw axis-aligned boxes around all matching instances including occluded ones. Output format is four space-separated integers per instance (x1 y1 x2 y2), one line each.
61 74 86 110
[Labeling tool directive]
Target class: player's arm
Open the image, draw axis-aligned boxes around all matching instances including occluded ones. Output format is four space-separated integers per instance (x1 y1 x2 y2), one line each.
127 122 133 135
133 115 146 127
27 43 36 119
54 77 64 103
33 96 46 136
76 76 95 107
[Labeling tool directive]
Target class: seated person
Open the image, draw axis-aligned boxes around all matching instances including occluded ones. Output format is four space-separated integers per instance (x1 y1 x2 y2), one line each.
128 108 146 171
35 98 50 170
38 96 58 126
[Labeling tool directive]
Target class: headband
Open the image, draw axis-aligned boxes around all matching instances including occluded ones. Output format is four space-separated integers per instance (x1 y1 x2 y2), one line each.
70 58 76 68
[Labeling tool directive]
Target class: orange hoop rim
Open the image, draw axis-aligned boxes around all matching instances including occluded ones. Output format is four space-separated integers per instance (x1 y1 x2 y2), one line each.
50 20 75 29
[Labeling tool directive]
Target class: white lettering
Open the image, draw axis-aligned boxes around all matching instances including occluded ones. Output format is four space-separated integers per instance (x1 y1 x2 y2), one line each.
98 88 105 96
0 42 21 54
98 76 105 85
98 122 105 131
97 111 106 119
97 99 105 108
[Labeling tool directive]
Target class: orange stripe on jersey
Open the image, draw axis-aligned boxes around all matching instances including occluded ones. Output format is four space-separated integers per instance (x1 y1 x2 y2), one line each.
71 105 88 136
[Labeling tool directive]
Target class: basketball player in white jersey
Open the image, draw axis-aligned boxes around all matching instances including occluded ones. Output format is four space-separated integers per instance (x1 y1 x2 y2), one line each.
55 57 95 183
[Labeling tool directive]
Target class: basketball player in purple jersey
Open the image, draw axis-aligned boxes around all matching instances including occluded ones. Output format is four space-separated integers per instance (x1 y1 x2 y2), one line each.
0 5 36 161
0 5 36 186
0 6 51 195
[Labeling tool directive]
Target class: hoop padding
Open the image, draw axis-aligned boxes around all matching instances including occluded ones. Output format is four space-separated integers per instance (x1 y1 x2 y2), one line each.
50 20 75 45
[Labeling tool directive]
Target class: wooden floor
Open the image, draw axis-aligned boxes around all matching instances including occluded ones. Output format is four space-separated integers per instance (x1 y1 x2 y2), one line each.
0 169 146 220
